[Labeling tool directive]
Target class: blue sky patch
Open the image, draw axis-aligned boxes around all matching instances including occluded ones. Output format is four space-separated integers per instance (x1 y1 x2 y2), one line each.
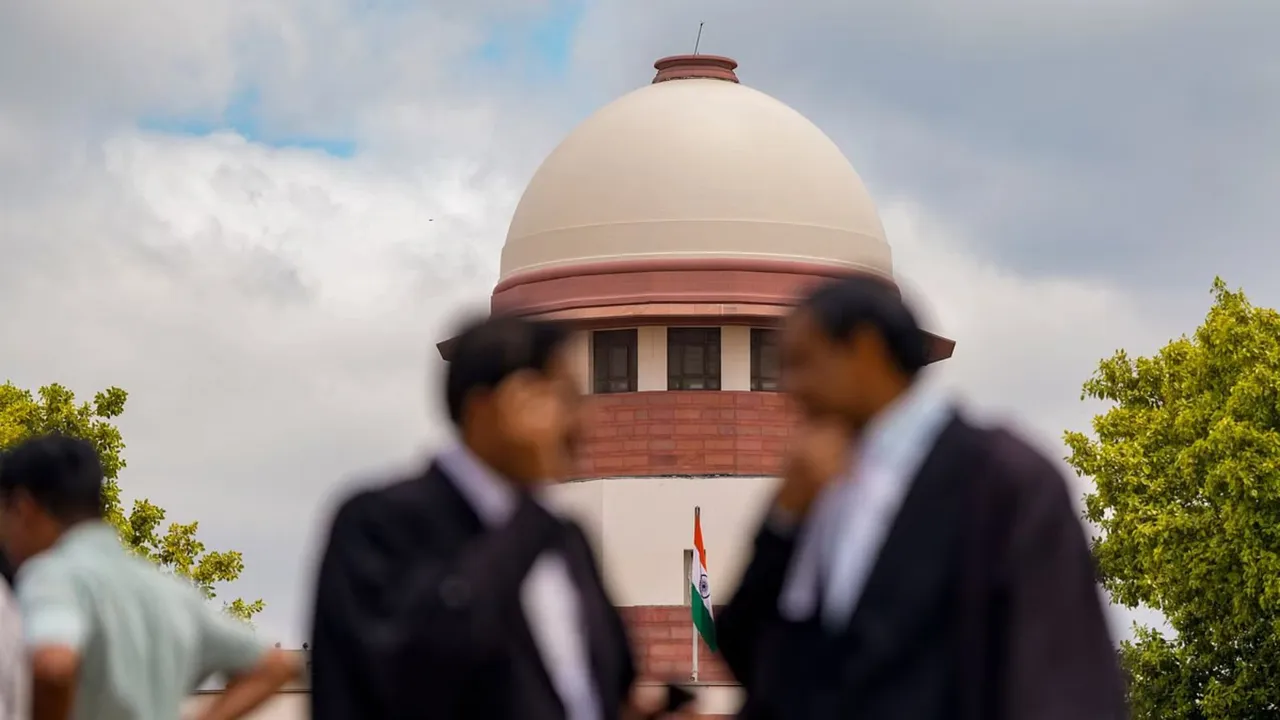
139 86 358 158
476 0 583 77
138 3 585 155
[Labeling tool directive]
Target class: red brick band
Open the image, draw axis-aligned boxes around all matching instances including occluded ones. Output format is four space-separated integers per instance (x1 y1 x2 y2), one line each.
621 605 733 683
574 391 795 479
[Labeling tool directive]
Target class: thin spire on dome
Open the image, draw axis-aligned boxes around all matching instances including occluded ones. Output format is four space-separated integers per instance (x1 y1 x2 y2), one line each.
652 54 739 84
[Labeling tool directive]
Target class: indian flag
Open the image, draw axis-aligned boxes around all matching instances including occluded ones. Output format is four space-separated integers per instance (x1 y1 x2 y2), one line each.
691 506 717 652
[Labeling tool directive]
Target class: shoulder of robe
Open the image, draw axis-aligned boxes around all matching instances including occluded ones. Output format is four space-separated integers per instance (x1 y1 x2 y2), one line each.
560 519 604 568
977 426 1074 512
560 517 589 546
330 475 424 540
332 487 375 521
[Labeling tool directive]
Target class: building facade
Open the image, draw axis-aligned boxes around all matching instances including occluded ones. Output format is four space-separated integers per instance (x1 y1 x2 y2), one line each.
441 53 956 713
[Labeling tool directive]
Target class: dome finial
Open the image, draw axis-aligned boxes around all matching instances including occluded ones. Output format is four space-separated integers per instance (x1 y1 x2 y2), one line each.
652 55 739 84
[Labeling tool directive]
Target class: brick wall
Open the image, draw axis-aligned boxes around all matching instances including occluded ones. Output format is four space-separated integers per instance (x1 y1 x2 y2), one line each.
620 605 733 683
574 391 797 479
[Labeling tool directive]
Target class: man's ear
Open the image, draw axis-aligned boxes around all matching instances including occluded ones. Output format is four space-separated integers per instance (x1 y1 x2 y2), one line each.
31 645 81 685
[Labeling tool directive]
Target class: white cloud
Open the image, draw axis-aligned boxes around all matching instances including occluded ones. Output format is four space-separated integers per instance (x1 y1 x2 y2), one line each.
104 133 517 314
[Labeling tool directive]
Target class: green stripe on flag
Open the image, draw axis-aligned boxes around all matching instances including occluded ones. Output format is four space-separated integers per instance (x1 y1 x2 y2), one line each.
691 580 717 652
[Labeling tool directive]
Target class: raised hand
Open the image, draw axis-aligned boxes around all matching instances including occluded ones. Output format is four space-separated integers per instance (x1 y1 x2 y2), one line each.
775 417 853 517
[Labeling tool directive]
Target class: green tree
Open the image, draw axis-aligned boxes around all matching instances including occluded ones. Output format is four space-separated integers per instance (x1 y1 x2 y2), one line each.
1064 279 1280 718
0 382 263 621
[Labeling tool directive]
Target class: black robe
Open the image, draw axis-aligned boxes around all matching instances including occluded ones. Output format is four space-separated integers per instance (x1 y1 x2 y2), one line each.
718 414 1128 720
309 462 637 720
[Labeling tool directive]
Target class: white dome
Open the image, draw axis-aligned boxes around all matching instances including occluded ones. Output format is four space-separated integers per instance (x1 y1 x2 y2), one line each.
500 59 892 281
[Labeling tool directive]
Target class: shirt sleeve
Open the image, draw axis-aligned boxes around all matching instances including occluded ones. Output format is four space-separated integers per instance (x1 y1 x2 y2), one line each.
16 558 91 652
197 600 269 678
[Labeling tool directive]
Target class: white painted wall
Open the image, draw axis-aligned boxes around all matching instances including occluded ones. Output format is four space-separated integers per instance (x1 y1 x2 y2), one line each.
546 476 604 558
636 326 667 391
720 326 751 391
545 475 779 606
565 330 590 393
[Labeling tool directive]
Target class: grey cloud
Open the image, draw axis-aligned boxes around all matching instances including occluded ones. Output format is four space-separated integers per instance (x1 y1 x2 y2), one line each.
0 0 244 128
568 0 1280 295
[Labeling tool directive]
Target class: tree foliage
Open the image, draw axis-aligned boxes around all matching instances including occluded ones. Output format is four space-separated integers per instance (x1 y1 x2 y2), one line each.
1064 279 1280 718
0 382 263 621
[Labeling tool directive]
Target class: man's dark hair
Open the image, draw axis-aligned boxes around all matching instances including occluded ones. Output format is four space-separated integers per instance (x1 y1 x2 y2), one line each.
445 314 572 426
0 433 105 522
797 275 930 377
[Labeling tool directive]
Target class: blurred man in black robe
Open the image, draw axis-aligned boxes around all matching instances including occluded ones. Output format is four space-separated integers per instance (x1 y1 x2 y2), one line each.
310 315 679 720
718 276 1127 720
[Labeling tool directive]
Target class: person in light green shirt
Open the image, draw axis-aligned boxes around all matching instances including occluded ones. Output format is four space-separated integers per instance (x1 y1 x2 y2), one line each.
0 434 298 720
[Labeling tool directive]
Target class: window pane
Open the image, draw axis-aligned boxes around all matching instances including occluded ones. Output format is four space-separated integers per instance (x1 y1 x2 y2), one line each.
683 346 703 374
608 346 629 377
593 329 637 394
750 329 780 392
760 345 780 378
667 327 721 391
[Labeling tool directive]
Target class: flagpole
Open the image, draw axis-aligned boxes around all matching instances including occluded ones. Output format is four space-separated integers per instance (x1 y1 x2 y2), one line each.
692 505 700 682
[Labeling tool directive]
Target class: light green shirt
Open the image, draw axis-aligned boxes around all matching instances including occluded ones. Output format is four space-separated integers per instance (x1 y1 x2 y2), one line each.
16 522 267 720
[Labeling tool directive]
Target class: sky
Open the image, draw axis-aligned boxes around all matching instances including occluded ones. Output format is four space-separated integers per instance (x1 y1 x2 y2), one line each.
1 0 1277 645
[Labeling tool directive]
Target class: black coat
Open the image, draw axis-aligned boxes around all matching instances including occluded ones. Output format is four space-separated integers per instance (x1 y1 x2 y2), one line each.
718 414 1128 720
309 462 636 720
0 553 12 588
